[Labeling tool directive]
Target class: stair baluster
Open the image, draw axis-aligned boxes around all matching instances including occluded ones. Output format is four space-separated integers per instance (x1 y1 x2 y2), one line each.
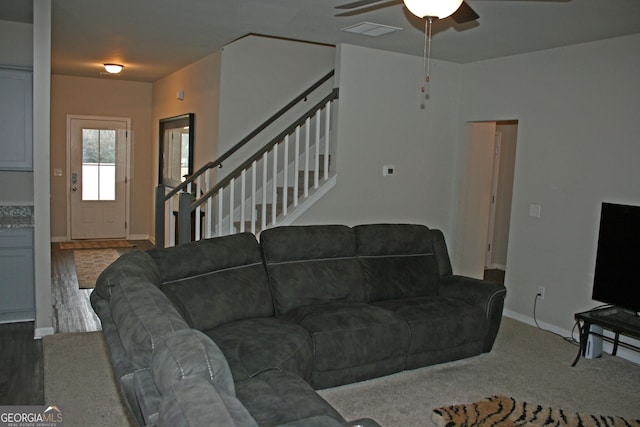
155 71 339 248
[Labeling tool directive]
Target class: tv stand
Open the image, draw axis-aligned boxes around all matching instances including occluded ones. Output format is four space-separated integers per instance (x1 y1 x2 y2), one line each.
572 306 640 366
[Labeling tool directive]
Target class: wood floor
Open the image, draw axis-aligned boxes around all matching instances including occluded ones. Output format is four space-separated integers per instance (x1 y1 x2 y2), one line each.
51 240 154 333
0 321 44 405
0 239 152 405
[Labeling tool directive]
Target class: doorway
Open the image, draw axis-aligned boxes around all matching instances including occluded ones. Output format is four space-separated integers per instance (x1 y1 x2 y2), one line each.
457 120 518 281
67 115 130 240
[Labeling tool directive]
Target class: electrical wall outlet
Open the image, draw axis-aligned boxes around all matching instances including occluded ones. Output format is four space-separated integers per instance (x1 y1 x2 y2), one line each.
382 165 395 176
537 286 545 300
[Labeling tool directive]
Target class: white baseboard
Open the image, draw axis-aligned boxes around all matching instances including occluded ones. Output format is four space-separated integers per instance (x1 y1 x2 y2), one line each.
34 326 55 339
503 310 640 365
503 309 574 338
52 234 150 242
128 234 149 241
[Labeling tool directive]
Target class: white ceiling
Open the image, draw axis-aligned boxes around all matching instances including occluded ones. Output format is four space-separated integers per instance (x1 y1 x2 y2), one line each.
2 0 640 82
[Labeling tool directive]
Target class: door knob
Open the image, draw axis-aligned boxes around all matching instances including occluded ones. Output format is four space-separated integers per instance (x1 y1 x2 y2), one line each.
72 186 78 192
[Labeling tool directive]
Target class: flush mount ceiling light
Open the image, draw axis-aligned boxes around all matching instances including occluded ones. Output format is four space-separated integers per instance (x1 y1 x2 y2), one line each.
402 0 463 19
103 63 124 74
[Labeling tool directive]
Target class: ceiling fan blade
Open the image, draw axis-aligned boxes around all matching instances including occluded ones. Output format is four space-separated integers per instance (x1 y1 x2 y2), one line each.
335 0 401 16
335 0 387 10
451 1 479 23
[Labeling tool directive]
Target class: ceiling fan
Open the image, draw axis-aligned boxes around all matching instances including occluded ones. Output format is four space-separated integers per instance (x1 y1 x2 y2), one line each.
336 0 568 91
335 0 568 23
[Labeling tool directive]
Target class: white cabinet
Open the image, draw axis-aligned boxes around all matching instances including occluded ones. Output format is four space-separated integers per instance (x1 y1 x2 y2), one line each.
0 228 35 322
0 67 33 170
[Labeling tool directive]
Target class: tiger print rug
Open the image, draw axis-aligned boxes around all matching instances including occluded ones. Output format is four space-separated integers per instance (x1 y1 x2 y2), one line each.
432 395 640 427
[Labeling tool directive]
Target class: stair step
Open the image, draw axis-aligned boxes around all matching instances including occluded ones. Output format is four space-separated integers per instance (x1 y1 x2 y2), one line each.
230 155 333 235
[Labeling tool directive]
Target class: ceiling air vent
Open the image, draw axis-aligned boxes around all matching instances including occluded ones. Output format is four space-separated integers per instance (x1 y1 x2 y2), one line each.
341 22 403 37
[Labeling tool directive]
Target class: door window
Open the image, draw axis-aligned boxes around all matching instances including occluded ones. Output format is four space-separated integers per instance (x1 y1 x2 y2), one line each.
82 129 116 201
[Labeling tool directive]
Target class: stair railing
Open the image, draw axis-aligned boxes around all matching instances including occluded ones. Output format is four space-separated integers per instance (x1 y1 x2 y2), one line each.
155 71 338 248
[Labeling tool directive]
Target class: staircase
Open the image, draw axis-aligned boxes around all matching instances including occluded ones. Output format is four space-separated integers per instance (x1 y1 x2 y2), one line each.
155 71 338 248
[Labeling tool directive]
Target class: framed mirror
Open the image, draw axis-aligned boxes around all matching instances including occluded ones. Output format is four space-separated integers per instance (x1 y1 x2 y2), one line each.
159 113 194 187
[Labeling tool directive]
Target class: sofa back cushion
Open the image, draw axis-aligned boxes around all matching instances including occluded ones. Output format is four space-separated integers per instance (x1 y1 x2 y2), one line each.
110 279 190 369
355 224 444 301
260 225 366 315
147 233 274 331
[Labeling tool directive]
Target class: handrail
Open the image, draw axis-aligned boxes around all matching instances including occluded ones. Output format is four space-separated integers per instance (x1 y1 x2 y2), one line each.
162 70 335 201
193 88 339 211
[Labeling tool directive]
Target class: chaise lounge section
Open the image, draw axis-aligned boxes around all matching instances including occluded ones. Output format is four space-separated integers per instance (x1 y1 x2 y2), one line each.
91 223 506 426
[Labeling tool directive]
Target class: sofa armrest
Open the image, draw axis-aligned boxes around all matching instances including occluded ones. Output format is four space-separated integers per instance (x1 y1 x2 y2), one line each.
90 296 144 426
438 275 506 352
156 377 258 427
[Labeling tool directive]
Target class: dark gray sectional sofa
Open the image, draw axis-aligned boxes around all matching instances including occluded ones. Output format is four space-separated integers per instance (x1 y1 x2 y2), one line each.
90 223 506 427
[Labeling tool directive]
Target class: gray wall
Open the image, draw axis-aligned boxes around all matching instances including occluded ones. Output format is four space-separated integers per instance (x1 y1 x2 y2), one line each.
459 34 640 357
298 36 640 361
298 44 462 238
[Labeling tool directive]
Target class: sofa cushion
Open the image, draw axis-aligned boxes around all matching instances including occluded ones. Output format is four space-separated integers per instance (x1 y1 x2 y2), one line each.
151 329 235 397
206 318 313 382
371 296 486 368
284 302 410 389
94 250 162 300
109 279 189 369
235 370 346 427
260 225 366 315
354 224 440 301
148 233 274 331
157 377 258 427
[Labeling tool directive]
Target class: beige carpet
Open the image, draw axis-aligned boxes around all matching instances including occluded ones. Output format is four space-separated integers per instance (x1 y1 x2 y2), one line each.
73 249 119 289
43 332 135 427
60 240 133 250
318 317 640 426
432 395 640 427
43 318 640 427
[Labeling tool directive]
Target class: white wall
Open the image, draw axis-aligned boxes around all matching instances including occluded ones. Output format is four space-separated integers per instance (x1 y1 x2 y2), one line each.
0 20 32 66
298 44 462 241
459 34 640 333
33 0 54 337
152 51 221 173
217 35 335 174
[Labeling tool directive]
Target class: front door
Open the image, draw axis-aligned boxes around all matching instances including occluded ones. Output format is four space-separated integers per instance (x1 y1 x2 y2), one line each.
68 116 129 239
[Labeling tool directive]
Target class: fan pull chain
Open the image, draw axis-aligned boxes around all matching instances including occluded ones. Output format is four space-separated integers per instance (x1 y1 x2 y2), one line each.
422 17 433 93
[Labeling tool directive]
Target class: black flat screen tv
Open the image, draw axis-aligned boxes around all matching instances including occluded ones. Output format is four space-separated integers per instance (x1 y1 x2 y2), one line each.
592 202 640 313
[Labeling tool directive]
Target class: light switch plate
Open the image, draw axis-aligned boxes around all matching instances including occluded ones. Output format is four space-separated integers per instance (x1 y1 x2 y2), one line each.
529 203 542 218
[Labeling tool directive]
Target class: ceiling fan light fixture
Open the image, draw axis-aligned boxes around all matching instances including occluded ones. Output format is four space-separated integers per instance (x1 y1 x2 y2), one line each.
104 63 124 74
402 0 463 19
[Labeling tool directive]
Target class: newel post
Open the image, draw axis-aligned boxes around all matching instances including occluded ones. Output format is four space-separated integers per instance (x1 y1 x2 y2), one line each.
178 192 194 245
155 185 166 248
